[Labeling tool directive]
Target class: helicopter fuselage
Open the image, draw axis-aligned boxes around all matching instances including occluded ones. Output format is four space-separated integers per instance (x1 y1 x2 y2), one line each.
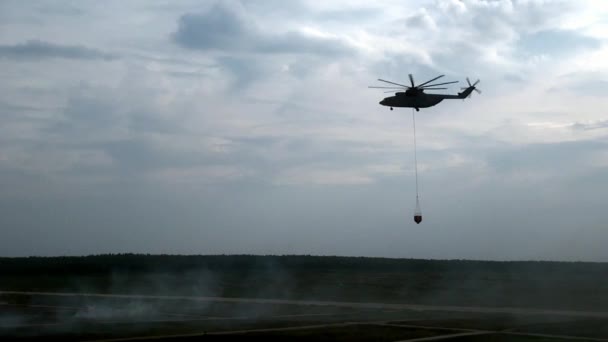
379 92 461 111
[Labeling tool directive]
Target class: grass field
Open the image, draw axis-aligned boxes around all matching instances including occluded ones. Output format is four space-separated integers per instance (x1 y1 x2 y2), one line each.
2 295 606 341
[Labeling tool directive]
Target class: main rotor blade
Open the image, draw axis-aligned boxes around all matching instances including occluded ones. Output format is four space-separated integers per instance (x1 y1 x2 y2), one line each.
420 80 459 87
421 87 447 90
409 74 415 87
417 75 444 87
378 79 410 88
368 86 406 89
384 90 400 93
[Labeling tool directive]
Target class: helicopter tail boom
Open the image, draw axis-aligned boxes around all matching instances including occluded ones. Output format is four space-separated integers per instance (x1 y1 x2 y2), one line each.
459 78 482 99
458 86 475 99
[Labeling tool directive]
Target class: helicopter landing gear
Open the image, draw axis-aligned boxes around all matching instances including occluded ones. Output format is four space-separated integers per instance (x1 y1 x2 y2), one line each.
390 107 393 111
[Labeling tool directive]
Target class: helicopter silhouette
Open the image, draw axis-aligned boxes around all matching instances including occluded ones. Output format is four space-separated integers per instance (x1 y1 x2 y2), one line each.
369 74 481 111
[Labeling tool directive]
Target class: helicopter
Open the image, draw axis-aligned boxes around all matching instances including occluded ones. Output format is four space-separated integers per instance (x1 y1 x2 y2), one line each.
369 74 481 111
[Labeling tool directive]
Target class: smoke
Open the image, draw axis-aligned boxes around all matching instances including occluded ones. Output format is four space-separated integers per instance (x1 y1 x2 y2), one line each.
52 257 300 324
0 314 25 329
72 299 161 321
0 298 26 330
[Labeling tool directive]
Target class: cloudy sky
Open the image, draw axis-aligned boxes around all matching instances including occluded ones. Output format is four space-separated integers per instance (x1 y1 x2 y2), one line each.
1 0 607 261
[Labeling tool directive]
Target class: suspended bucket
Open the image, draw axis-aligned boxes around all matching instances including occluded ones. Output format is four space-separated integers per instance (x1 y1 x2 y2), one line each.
414 196 422 224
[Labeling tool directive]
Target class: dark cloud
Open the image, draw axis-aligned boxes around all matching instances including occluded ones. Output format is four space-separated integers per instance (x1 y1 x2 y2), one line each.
405 10 436 31
571 120 608 131
172 5 249 51
503 73 525 83
172 3 353 56
0 40 114 60
216 56 270 88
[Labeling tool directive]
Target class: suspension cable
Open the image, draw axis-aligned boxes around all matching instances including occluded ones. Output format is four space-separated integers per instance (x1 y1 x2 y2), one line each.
412 108 419 202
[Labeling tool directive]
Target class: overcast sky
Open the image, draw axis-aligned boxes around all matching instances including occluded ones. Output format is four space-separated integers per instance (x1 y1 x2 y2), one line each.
1 0 607 261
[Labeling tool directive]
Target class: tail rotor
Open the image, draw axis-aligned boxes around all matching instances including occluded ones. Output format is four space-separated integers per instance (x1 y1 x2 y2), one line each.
461 77 482 100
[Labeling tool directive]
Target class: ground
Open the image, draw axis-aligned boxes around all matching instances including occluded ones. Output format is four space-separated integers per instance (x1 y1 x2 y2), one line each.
1 292 607 341
1 255 607 341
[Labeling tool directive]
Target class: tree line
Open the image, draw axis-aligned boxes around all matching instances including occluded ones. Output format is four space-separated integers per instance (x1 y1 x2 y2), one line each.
0 254 606 276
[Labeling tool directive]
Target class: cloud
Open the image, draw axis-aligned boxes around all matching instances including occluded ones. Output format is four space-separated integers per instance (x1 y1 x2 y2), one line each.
274 167 374 186
405 8 438 31
35 3 85 16
571 120 608 131
216 56 273 88
171 3 354 56
378 0 585 76
0 40 114 60
315 7 383 23
517 29 601 57
548 71 608 96
2 1 608 260
484 139 608 180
